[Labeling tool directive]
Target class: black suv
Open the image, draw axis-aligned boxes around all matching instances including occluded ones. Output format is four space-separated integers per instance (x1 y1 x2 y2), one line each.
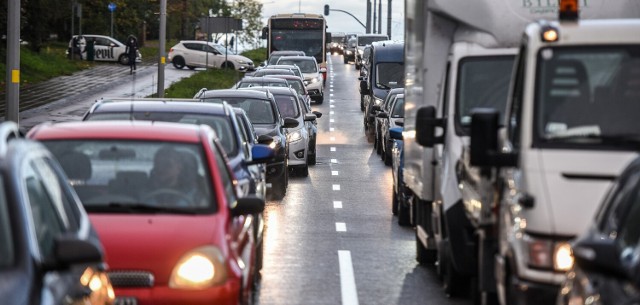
1 122 113 304
197 89 298 200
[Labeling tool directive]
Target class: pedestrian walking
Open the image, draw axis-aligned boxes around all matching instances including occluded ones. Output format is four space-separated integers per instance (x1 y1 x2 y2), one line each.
86 38 96 61
125 35 139 74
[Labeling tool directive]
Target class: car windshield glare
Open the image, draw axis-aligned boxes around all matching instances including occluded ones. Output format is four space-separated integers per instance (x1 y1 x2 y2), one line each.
42 140 215 213
278 59 317 73
86 113 238 156
202 97 277 124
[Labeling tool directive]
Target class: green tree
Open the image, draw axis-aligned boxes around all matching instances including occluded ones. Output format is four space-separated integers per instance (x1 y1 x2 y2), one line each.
231 0 263 47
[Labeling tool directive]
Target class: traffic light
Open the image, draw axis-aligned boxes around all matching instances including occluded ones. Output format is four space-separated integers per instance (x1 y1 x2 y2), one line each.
324 5 330 16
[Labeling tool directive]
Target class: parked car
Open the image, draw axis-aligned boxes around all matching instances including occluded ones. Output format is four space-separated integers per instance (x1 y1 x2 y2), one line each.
196 89 299 199
276 56 325 103
0 121 114 305
266 50 305 66
29 120 266 305
168 40 255 71
249 87 318 176
372 88 404 155
377 94 405 165
557 156 640 305
234 77 290 89
67 34 142 64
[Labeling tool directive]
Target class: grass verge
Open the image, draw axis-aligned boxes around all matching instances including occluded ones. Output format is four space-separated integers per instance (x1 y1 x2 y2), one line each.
241 48 267 65
162 68 241 98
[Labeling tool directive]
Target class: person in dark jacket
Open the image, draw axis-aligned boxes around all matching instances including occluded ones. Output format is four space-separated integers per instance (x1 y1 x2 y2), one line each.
125 35 138 74
86 38 95 61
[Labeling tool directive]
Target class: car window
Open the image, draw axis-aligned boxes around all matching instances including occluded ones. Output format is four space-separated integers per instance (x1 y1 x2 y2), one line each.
0 176 13 268
287 80 305 95
212 141 238 208
234 113 251 159
183 43 203 51
24 159 67 258
95 38 111 46
202 97 277 124
43 140 216 213
391 97 405 118
87 112 238 157
278 59 317 73
273 94 300 119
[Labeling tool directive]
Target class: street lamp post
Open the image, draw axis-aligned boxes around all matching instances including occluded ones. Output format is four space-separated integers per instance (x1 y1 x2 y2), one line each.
108 3 116 37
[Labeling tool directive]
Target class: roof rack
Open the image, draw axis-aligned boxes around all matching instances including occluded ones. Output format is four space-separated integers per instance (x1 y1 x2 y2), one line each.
0 121 22 157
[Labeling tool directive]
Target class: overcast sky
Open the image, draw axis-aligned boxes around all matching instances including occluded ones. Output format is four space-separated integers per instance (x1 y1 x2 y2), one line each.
256 0 405 41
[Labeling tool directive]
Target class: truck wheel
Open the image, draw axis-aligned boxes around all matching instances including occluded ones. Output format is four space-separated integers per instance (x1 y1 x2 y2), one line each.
416 233 437 265
441 239 469 297
398 200 411 226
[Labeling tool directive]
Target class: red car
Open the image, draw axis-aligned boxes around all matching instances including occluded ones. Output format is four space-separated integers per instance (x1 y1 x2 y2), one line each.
29 121 267 305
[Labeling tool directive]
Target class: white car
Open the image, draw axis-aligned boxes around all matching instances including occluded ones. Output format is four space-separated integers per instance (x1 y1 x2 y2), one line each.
67 34 142 65
168 40 255 71
276 56 325 104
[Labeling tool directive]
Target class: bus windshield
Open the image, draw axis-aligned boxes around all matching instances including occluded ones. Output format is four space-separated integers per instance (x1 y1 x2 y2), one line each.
271 30 323 63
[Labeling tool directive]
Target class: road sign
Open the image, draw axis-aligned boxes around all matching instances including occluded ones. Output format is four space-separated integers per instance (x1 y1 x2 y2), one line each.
108 3 116 12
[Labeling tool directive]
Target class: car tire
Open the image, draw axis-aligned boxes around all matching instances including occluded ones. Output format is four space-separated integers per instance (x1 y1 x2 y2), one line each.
172 56 186 69
222 61 235 70
441 239 469 297
376 135 383 155
307 139 316 165
392 189 399 215
416 233 437 265
398 199 411 226
384 142 392 166
360 98 365 112
187 65 196 70
271 178 286 200
316 94 324 104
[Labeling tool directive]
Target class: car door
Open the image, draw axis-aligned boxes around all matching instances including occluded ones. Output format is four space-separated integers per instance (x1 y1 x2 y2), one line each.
204 44 224 68
183 43 206 67
93 37 115 62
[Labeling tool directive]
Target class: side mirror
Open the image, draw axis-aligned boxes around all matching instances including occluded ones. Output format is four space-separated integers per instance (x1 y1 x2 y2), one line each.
389 127 403 140
573 238 627 278
312 111 323 118
283 117 299 128
415 106 444 147
48 235 103 270
359 80 370 95
319 67 327 73
257 134 274 145
303 113 317 121
231 196 265 216
376 112 389 119
469 108 518 168
249 144 275 164
394 118 404 127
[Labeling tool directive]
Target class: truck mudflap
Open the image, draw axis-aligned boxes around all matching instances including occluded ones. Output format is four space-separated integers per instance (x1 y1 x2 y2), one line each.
444 200 477 277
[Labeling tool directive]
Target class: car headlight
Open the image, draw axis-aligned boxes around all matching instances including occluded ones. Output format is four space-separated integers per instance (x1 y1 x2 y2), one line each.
346 50 352 55
525 235 574 271
269 136 281 150
169 246 227 289
287 130 302 143
308 77 319 84
237 60 247 64
374 97 384 106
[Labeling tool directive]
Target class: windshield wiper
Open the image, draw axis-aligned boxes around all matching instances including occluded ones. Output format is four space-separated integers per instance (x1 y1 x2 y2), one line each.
85 202 198 215
377 83 391 89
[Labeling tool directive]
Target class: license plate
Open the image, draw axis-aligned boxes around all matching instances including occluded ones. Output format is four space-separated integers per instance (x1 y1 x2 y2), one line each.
114 297 138 305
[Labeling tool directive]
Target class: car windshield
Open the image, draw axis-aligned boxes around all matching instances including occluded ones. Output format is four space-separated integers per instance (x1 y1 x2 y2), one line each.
358 36 387 46
535 46 640 149
0 177 13 268
202 97 277 124
457 56 515 128
286 80 305 95
238 82 289 89
86 113 238 156
277 59 317 73
212 44 236 55
375 63 404 89
391 97 405 118
42 141 215 213
273 94 300 119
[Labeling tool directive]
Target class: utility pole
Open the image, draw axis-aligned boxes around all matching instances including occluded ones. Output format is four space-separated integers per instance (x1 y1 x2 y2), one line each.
366 0 371 33
6 0 20 122
372 0 377 34
378 0 382 34
157 0 167 97
387 0 392 39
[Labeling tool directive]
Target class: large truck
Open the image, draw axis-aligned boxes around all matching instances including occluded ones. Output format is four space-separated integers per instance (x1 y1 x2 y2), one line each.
403 0 640 304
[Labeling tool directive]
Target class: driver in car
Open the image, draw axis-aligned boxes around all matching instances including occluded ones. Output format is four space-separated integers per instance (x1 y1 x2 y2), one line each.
145 146 202 207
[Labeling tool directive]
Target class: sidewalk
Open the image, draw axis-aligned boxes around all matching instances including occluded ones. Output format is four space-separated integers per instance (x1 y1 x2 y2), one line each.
5 62 197 130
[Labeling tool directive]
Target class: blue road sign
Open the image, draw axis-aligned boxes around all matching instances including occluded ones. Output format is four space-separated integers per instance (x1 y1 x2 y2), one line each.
108 3 116 12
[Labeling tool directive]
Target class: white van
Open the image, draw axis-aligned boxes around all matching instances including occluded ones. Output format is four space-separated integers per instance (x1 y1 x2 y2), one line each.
68 34 141 65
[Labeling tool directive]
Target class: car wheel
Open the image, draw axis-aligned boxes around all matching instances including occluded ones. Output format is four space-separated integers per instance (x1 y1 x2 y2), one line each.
270 178 286 200
360 98 365 112
222 61 235 70
376 135 383 155
343 57 348 64
373 133 378 150
172 56 185 69
416 233 437 265
441 239 469 297
397 199 411 226
307 138 316 165
316 94 324 104
392 189 398 215
187 65 196 70
384 142 392 166
118 54 129 65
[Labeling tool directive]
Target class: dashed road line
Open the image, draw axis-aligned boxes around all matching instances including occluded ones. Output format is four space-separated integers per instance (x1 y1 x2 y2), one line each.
338 251 359 305
333 201 343 208
333 184 341 191
336 222 347 232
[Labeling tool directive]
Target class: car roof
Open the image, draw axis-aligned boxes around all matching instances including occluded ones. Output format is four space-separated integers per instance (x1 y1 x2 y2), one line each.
238 77 288 83
277 56 315 62
268 75 304 81
388 88 405 95
199 89 273 100
29 121 208 143
248 87 298 96
270 50 305 55
265 65 299 69
89 100 230 116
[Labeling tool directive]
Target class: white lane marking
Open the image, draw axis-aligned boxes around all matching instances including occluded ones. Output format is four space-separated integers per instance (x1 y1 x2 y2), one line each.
330 111 335 115
330 136 336 141
330 119 335 123
332 171 339 176
331 159 338 163
334 201 343 208
330 89 334 92
330 147 336 152
330 127 335 132
336 222 347 232
333 184 341 191
330 94 334 97
338 251 359 305
330 105 335 108
330 100 335 103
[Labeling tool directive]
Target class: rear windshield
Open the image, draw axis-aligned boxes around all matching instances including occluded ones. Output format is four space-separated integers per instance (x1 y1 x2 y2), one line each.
202 97 277 124
277 59 317 73
43 140 216 213
237 81 289 89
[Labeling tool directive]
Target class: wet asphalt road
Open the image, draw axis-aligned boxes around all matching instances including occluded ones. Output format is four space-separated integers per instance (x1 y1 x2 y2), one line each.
255 54 471 305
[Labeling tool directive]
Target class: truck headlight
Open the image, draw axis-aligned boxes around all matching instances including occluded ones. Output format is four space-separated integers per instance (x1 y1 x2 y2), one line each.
358 49 364 55
374 97 384 106
170 246 227 289
525 235 574 271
